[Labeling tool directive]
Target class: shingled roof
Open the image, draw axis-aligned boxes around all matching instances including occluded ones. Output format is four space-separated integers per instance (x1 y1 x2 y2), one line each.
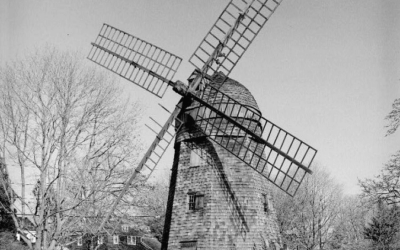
177 72 262 142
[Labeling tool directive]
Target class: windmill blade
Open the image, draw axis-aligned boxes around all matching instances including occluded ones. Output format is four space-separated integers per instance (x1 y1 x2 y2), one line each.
188 84 316 196
95 104 182 233
88 23 182 98
189 0 282 77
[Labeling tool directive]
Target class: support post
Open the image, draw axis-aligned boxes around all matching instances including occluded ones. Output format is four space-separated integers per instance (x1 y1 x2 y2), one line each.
161 141 181 250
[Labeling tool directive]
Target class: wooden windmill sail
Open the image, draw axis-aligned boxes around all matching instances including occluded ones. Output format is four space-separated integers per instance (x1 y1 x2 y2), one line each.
88 0 317 248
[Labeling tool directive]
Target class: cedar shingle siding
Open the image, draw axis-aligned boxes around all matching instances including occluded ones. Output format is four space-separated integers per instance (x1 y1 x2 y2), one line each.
167 72 282 249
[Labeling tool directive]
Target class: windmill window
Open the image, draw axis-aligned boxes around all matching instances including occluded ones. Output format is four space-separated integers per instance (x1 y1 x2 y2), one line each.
127 236 136 245
189 194 196 210
181 240 197 249
97 235 104 245
190 150 205 167
262 193 269 213
77 236 82 246
188 191 204 210
113 235 119 244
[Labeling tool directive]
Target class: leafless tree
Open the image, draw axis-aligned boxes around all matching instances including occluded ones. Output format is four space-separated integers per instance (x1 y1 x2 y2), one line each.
359 151 400 206
330 195 371 249
359 97 400 206
0 48 143 250
385 98 400 136
273 164 343 250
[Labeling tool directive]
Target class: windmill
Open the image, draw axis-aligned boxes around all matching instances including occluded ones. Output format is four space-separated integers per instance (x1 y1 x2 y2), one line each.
88 0 317 249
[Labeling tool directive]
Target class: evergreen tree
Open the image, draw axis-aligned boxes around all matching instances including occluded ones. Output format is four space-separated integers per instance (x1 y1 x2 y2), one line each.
0 160 15 232
363 200 399 249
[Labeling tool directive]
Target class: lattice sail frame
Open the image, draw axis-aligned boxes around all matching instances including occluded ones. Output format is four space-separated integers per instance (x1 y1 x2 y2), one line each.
88 24 182 98
87 0 317 197
190 0 282 77
188 78 316 196
141 108 183 179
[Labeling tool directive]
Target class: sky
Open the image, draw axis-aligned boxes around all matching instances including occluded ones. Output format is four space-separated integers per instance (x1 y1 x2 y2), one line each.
1 0 399 196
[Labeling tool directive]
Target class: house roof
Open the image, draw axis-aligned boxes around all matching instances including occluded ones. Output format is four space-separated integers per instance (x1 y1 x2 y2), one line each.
141 237 161 250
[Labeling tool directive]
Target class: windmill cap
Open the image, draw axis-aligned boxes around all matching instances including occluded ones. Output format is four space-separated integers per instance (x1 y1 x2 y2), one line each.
176 72 263 143
212 71 261 115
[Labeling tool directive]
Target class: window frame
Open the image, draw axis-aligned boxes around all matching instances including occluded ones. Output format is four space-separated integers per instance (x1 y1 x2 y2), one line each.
122 225 129 232
188 191 204 211
190 150 204 167
181 240 197 249
195 194 204 209
97 235 103 245
127 236 136 245
189 193 196 210
77 236 82 246
113 235 119 245
262 193 269 213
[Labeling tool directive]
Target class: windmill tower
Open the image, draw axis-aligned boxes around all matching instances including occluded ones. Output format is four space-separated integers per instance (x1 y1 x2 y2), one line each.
87 0 317 249
164 72 282 249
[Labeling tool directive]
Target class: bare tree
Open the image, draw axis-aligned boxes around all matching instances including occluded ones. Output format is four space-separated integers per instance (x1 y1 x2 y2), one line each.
273 164 343 250
359 151 400 205
385 98 400 136
330 195 371 249
139 182 169 242
0 48 143 250
359 97 400 205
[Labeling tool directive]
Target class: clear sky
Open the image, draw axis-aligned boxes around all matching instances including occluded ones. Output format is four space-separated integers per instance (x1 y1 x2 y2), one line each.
1 0 399 195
